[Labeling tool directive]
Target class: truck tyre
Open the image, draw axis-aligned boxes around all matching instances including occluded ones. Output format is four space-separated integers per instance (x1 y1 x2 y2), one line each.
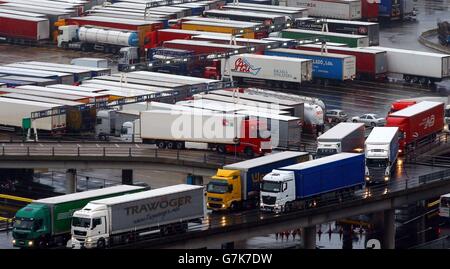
352 119 357 123
156 141 166 149
61 42 68 49
230 202 240 211
370 122 376 127
166 141 175 149
217 145 226 154
419 77 427 85
244 147 254 158
175 142 184 150
97 238 106 249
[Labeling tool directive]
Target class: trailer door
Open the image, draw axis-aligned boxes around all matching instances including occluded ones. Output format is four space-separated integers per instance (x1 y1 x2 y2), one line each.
442 56 450 77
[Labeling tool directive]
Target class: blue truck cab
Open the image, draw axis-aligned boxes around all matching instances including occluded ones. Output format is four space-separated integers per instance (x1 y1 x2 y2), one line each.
260 152 365 213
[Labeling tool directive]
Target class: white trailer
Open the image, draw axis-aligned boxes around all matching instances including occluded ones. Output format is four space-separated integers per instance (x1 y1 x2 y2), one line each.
316 122 365 158
366 46 450 84
71 184 205 249
0 97 65 131
286 0 361 20
364 127 399 184
222 53 313 86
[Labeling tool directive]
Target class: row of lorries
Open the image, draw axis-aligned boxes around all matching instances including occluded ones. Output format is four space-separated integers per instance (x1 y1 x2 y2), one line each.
10 98 448 249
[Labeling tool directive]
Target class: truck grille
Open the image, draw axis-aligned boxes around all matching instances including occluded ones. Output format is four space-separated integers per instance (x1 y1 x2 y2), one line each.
208 203 223 209
262 196 276 205
13 232 28 239
73 230 87 236
208 197 222 202
368 168 386 181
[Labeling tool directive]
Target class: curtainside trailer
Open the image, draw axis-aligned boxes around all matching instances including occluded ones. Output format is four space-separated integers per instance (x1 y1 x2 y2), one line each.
281 28 369 47
0 13 49 43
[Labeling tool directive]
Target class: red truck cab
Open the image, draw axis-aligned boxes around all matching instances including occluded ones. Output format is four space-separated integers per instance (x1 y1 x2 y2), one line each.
225 119 271 157
389 100 417 114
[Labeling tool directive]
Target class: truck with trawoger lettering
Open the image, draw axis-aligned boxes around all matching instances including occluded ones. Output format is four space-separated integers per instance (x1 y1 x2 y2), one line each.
385 101 444 153
71 184 204 249
12 185 145 249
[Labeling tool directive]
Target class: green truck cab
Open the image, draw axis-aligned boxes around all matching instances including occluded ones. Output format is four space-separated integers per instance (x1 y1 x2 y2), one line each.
12 185 146 248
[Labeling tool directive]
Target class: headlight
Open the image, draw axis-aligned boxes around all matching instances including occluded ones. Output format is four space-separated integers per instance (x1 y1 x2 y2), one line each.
87 238 92 243
221 204 226 208
28 241 33 246
12 239 16 244
365 176 370 181
384 176 389 181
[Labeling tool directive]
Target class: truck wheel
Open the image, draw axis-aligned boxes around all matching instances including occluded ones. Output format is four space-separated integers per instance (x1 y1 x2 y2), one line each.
156 141 166 149
370 122 376 127
244 147 254 158
175 142 184 150
419 77 427 85
217 145 227 154
166 141 175 149
230 202 240 211
352 119 357 123
97 238 106 249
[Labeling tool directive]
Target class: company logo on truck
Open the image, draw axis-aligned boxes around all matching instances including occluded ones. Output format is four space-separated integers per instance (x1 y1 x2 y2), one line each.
124 195 192 216
232 58 262 76
419 115 435 130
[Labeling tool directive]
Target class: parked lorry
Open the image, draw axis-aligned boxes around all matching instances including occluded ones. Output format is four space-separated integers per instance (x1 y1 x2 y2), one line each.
12 185 145 248
0 13 49 43
260 152 365 213
366 46 450 85
71 184 204 248
265 48 356 81
57 25 138 54
140 109 271 157
286 0 362 20
280 29 370 47
206 151 310 211
95 110 140 140
364 127 399 184
294 17 380 45
386 101 445 153
298 45 387 80
389 97 450 114
361 0 379 21
316 122 365 158
379 0 401 21
220 53 313 87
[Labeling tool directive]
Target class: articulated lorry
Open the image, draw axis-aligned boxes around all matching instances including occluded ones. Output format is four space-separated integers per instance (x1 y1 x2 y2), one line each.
364 127 399 184
57 25 138 54
139 109 272 157
12 185 145 248
386 101 444 153
316 122 365 158
260 153 365 213
71 184 204 249
206 151 310 211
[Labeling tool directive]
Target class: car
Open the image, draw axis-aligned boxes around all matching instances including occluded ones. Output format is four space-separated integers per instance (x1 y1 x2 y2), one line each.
325 109 348 123
351 113 386 127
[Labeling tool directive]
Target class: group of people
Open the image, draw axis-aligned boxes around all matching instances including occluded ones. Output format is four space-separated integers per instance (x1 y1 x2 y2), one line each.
275 229 301 241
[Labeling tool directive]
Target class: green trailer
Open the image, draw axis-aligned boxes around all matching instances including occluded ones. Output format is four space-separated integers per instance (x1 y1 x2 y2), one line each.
12 185 146 248
281 29 369 48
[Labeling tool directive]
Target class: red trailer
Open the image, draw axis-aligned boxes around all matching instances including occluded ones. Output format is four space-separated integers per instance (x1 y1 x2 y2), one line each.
389 100 417 114
0 13 49 42
156 29 230 46
298 45 387 80
361 0 379 21
162 39 246 54
386 101 444 153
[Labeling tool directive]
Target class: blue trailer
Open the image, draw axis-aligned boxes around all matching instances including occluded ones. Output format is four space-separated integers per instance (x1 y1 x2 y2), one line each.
265 48 356 81
260 153 365 213
379 0 401 20
206 151 311 211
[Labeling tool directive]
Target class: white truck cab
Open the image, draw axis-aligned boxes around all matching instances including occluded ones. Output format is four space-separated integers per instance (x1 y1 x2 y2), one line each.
316 141 341 157
57 25 78 48
260 170 296 213
71 203 108 249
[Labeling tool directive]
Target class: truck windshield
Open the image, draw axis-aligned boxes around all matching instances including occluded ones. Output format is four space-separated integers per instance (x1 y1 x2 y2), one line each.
120 127 128 135
366 159 388 168
72 217 91 228
261 181 281 193
207 181 229 194
316 148 337 158
445 109 450 118
13 218 34 230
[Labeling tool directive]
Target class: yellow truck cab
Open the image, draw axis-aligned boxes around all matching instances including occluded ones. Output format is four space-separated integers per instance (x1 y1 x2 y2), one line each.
206 151 310 211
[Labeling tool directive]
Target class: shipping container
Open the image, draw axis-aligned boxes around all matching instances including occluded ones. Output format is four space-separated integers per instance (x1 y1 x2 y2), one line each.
181 20 258 38
0 66 71 84
298 44 387 80
163 39 246 54
286 0 362 20
0 13 49 42
294 17 379 45
265 48 356 81
281 28 369 47
386 101 444 153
